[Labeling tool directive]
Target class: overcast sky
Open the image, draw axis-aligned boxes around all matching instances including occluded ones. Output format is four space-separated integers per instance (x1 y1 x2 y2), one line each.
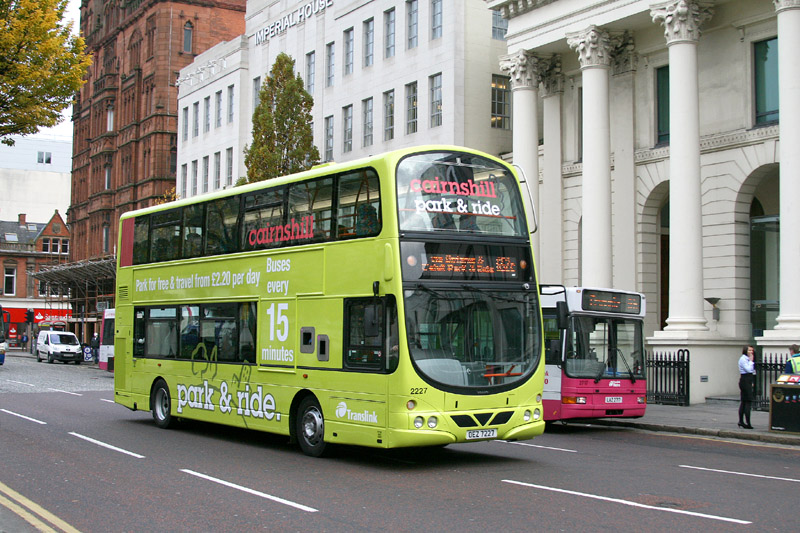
33 0 82 141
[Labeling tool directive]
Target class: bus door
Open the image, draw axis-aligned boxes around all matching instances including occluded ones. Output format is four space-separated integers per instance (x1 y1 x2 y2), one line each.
542 311 564 411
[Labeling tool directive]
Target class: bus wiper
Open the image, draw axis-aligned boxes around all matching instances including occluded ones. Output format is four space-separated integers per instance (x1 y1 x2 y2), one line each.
416 284 449 299
615 348 636 384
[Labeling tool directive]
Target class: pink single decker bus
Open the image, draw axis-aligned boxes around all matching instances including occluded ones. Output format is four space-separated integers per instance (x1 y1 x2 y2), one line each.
99 308 115 371
540 286 646 421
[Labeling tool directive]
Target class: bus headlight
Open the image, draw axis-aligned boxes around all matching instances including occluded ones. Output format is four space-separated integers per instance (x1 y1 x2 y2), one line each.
523 410 531 422
414 416 424 429
533 408 541 421
407 400 417 410
536 394 542 403
427 416 438 429
638 396 646 404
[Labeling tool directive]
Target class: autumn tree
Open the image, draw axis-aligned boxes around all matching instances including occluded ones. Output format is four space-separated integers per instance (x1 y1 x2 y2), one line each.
244 52 319 182
0 0 91 145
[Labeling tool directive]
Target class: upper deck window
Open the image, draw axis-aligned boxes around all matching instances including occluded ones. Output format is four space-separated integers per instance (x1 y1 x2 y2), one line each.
396 152 527 237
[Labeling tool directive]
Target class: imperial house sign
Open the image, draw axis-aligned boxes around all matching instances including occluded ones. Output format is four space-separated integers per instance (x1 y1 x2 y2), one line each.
254 0 334 46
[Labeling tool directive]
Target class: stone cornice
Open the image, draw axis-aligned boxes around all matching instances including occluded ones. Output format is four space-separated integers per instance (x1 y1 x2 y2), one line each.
651 0 714 45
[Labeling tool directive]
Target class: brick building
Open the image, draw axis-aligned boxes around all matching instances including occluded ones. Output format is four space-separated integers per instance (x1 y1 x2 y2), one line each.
0 213 72 349
37 0 247 339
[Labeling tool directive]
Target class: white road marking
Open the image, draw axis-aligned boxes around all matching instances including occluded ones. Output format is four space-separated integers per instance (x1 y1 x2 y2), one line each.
680 464 800 484
0 409 47 425
503 479 751 525
100 398 115 403
181 469 318 513
47 388 82 396
498 441 578 453
4 379 35 387
68 432 145 459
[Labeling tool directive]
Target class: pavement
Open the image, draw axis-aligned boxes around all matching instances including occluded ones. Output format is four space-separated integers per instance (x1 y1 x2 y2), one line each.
587 398 800 447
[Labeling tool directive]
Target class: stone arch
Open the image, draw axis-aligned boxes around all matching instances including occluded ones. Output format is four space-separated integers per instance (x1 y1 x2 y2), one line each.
637 160 669 338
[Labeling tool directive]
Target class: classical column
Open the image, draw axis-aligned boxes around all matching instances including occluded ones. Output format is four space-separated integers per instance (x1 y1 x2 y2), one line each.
500 50 541 263
611 32 638 290
773 0 800 332
540 56 565 284
567 26 614 288
651 0 713 331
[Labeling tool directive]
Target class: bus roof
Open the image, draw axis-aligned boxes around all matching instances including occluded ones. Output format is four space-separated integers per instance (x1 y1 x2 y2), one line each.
119 145 510 222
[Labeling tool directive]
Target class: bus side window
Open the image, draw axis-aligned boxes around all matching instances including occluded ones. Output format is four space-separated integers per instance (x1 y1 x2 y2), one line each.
343 297 385 371
133 217 150 265
288 178 334 243
206 196 239 256
238 302 256 363
133 308 145 357
338 169 380 239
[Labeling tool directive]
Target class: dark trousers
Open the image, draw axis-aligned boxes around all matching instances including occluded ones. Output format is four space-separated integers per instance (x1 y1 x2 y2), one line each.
739 373 755 424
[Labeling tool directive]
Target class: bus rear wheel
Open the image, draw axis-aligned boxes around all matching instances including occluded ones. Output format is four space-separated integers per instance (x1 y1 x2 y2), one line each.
296 396 327 457
151 380 175 429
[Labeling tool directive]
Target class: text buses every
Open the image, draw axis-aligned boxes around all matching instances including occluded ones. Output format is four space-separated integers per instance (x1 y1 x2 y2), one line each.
114 146 545 456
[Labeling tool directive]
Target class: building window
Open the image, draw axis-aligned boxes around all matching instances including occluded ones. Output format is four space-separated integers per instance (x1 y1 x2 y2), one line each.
215 90 222 128
405 81 418 134
42 238 50 253
656 66 669 144
429 73 442 127
492 10 507 41
754 37 779 125
226 147 233 186
107 105 114 131
191 160 198 196
344 28 354 76
363 19 374 67
326 42 335 87
182 106 189 140
181 164 188 198
253 77 261 110
324 115 334 161
306 51 315 93
203 96 211 133
362 97 373 147
183 22 193 54
52 238 59 254
343 105 353 153
105 166 112 189
37 151 52 164
192 102 199 137
214 151 221 189
384 8 395 58
491 75 511 129
227 85 235 123
61 239 69 255
407 0 418 49
103 226 110 253
202 156 209 193
431 0 442 40
4 267 16 296
383 90 394 141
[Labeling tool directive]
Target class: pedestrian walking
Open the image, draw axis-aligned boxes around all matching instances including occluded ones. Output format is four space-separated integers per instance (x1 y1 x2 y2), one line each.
784 344 800 374
90 332 100 364
738 345 756 429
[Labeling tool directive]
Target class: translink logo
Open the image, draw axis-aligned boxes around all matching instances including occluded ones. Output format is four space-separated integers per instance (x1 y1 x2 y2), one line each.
335 401 378 424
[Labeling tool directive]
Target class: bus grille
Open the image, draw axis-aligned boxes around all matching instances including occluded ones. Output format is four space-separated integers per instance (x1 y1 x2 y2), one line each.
451 411 514 428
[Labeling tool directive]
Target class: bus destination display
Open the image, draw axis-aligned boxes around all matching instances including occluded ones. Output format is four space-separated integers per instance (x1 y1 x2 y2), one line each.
581 289 641 315
401 242 531 282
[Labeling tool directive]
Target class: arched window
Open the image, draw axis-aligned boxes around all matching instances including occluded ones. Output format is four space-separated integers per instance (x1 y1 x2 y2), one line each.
183 22 193 54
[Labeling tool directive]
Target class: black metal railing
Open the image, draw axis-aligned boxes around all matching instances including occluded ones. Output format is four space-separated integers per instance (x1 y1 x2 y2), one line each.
646 349 690 406
754 353 788 411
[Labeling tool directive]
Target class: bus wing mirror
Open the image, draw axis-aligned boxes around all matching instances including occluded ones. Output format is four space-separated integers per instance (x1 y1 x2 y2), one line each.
556 301 569 331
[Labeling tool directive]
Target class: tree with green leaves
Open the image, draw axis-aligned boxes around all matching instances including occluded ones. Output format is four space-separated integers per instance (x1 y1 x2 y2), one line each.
0 0 91 145
244 52 319 182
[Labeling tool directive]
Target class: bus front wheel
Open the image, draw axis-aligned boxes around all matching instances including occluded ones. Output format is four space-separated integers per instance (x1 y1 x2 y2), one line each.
296 396 327 457
151 380 175 429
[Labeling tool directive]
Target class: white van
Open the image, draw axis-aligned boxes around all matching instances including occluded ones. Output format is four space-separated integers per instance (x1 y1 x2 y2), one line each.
36 330 82 364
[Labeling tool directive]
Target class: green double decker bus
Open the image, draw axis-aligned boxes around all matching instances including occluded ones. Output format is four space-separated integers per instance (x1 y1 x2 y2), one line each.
114 146 545 456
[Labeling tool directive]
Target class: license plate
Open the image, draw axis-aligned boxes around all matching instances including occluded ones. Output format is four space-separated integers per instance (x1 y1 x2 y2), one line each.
466 428 497 440
605 396 623 403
